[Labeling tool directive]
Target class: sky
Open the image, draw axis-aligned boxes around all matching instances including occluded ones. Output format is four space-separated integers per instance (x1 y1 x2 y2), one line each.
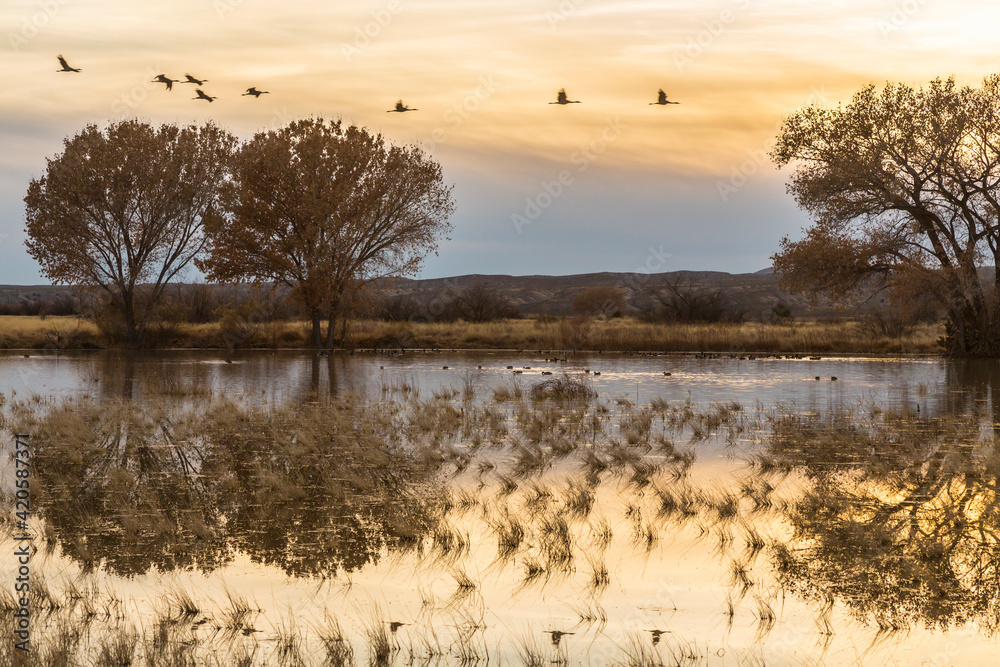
2 0 999 284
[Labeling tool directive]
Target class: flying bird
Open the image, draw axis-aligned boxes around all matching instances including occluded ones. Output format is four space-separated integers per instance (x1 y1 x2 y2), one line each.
648 629 671 645
183 74 207 85
549 88 580 104
243 87 269 97
152 74 179 91
650 89 679 105
387 100 418 112
56 55 80 72
545 630 574 646
193 88 216 102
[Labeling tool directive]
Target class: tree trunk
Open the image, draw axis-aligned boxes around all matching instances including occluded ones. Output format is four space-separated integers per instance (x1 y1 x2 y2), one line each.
324 298 341 350
123 293 140 349
311 312 323 349
951 300 1000 357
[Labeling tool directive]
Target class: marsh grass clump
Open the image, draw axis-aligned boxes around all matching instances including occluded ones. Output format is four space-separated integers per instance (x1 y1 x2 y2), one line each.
539 514 574 573
492 379 524 402
523 483 554 516
362 610 392 667
94 623 139 667
271 612 307 667
515 632 547 667
521 557 547 587
491 510 526 561
563 480 595 519
220 586 258 638
753 593 777 641
580 448 611 484
589 515 614 550
512 441 549 478
165 584 200 621
587 557 611 593
620 410 653 445
529 376 596 401
614 634 667 667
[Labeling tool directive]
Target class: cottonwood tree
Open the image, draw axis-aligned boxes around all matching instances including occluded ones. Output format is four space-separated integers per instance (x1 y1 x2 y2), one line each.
199 118 454 348
24 120 235 347
771 76 1000 356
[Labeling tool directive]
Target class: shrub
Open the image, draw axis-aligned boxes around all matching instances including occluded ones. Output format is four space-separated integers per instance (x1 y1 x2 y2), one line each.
571 286 626 318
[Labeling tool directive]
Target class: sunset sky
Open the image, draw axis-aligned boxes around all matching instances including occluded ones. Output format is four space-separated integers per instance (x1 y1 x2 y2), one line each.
2 0 999 283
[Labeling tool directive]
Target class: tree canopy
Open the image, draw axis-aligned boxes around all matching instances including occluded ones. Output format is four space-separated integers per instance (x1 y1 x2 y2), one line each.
771 76 1000 356
197 118 455 348
24 119 235 346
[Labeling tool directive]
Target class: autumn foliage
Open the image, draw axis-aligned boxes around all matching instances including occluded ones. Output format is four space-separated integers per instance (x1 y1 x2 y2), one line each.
772 76 1000 356
24 120 235 346
197 118 455 348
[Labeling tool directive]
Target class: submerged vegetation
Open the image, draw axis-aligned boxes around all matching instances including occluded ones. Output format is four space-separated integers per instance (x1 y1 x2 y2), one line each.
0 376 997 664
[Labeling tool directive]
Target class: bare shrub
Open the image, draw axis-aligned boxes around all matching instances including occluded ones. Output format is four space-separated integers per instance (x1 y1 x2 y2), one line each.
572 286 626 318
642 276 746 323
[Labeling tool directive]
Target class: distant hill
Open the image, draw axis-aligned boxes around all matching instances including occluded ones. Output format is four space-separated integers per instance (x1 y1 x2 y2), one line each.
378 269 817 317
0 269 827 318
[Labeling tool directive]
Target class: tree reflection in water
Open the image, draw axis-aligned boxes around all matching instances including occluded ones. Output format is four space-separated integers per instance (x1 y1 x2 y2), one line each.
764 404 1000 633
13 397 443 577
13 381 1000 644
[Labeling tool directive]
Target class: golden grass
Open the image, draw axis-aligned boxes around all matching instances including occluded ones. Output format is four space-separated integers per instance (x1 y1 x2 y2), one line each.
346 318 945 355
0 315 945 353
0 315 100 349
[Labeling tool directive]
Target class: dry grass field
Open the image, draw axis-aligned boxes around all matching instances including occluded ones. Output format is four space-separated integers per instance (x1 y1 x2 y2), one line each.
0 315 945 354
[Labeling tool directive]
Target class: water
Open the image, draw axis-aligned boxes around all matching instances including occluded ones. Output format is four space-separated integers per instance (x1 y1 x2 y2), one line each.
1 351 999 664
2 349 992 412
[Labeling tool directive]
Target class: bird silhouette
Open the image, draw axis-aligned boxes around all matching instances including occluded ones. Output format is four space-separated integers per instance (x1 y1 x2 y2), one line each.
387 621 406 633
183 74 207 85
545 630 574 646
193 88 216 102
387 100 418 112
152 74 179 91
56 55 80 72
549 88 580 104
648 629 671 645
243 87 269 97
650 89 679 105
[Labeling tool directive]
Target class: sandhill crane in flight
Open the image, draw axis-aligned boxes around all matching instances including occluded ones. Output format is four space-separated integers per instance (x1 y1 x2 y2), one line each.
57 55 80 72
184 74 207 85
387 100 417 112
193 88 216 102
549 89 580 105
243 87 269 97
650 89 679 105
153 74 179 91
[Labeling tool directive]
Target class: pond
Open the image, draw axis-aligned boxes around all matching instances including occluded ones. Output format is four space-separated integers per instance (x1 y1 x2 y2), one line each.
0 351 998 665
0 349 988 412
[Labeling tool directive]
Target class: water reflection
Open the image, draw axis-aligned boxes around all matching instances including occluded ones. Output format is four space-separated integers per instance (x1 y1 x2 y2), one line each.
764 405 1000 632
15 398 442 577
6 365 1000 663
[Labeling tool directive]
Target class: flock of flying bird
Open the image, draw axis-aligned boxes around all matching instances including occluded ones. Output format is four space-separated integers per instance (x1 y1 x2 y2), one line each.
56 55 681 109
